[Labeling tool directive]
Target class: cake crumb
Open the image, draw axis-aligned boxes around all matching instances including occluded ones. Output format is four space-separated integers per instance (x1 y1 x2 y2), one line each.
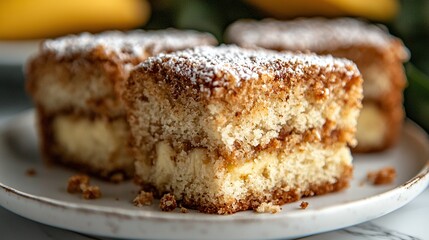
67 174 90 193
300 201 309 209
67 174 101 200
109 172 125 183
133 191 154 207
180 205 189 213
367 167 396 185
26 168 37 176
82 186 102 199
254 202 282 214
159 193 177 212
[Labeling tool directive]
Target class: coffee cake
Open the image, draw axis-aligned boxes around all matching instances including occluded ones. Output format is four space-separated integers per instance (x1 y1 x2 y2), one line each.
26 29 217 181
123 45 363 214
226 18 409 152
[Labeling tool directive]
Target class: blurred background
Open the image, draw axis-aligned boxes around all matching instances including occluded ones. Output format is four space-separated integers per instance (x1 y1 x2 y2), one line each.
0 0 428 131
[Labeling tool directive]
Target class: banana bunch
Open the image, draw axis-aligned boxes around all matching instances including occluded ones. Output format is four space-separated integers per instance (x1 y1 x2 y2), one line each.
0 0 150 40
245 0 399 21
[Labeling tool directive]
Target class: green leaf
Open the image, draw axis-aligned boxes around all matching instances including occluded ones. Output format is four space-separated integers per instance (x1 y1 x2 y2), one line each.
404 63 429 132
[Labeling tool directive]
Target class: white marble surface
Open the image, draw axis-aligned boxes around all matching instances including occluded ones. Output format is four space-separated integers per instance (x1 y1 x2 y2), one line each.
0 112 428 240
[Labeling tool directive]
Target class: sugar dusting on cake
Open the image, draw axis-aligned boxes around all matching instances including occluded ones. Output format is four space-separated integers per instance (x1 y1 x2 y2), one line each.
41 29 216 60
226 18 396 51
139 45 359 94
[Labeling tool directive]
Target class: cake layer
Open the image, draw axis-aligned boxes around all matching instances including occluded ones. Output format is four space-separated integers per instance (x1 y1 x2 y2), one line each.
136 141 352 214
53 114 132 177
124 45 362 213
26 30 217 180
225 18 408 152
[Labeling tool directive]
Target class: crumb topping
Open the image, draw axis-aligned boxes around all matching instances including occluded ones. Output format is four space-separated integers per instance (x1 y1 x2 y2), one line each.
300 201 309 209
25 168 37 176
82 186 102 199
138 45 359 96
227 18 402 52
180 205 189 213
159 193 177 212
41 29 216 60
133 190 154 207
67 174 90 193
109 172 125 183
67 174 102 199
367 167 396 185
254 202 282 214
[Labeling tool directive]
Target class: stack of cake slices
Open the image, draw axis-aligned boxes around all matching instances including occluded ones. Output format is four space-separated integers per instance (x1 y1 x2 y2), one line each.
26 18 408 214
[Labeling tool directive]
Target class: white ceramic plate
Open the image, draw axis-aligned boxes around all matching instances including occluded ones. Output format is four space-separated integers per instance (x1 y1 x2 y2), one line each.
0 40 40 65
0 111 428 240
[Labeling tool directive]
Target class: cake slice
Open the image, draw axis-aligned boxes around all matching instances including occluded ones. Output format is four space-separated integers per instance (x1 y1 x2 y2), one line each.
26 30 217 181
123 45 363 214
226 18 409 152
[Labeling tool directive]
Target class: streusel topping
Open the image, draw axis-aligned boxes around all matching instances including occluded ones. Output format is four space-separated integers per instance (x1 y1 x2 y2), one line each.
42 29 217 60
137 45 359 95
227 18 401 52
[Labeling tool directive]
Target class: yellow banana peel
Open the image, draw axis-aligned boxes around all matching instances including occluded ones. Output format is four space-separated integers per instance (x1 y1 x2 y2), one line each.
245 0 399 22
0 0 150 40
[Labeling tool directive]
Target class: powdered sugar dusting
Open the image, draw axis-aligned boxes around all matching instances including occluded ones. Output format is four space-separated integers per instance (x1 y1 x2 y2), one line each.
226 18 397 52
41 29 217 60
139 45 359 94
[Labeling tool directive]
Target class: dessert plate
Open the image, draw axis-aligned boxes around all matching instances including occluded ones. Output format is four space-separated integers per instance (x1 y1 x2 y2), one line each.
0 40 40 66
0 110 428 240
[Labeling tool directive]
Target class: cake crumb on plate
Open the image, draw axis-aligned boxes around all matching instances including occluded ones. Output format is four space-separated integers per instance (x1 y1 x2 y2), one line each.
180 205 189 213
67 174 101 199
159 193 177 212
367 167 396 185
67 174 90 193
300 201 309 209
133 191 154 207
25 168 37 176
82 186 102 199
254 202 282 214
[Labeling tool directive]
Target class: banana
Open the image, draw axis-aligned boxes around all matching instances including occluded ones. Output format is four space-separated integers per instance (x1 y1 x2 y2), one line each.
0 0 150 40
245 0 399 22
